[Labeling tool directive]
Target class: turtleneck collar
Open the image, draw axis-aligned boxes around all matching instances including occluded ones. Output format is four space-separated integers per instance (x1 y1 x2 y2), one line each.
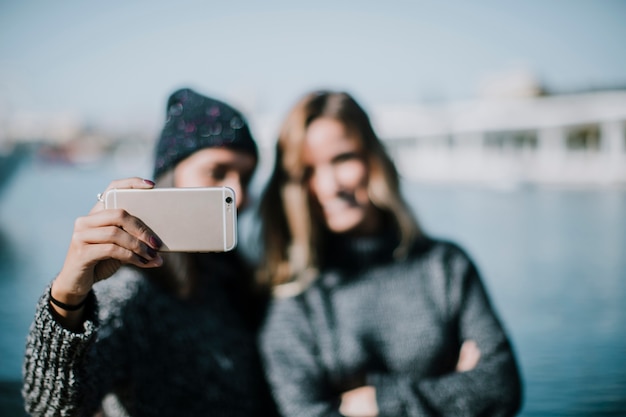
321 227 400 272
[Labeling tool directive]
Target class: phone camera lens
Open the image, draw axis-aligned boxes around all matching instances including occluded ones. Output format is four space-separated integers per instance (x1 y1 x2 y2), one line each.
225 196 233 204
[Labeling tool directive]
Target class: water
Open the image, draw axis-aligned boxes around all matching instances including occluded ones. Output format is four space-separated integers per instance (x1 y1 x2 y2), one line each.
1 155 625 416
402 184 626 416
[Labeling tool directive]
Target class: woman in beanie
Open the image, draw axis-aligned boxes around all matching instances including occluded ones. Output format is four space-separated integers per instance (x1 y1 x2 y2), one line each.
22 88 277 417
257 90 522 416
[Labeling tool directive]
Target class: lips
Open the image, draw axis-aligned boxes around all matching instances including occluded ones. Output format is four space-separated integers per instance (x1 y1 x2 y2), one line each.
320 193 358 214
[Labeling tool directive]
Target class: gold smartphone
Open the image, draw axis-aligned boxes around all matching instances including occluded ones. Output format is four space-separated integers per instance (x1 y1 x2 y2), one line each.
104 187 237 252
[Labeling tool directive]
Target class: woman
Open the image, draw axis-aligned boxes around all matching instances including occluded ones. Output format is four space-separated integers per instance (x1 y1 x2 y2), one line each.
258 90 522 417
22 88 277 417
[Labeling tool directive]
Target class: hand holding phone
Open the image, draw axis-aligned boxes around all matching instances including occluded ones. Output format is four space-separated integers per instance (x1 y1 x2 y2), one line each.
104 187 237 252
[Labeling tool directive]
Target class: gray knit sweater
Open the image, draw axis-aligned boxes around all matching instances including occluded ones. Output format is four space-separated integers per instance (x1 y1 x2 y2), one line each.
260 235 522 417
22 254 276 417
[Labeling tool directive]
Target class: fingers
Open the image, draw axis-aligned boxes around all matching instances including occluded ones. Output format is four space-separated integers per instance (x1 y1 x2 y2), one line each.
75 225 163 268
90 177 155 214
53 178 162 307
456 340 481 372
74 209 163 266
339 386 378 417
57 208 163 294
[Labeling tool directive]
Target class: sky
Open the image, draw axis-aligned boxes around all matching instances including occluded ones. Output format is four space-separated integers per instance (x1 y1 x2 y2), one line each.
1 0 625 134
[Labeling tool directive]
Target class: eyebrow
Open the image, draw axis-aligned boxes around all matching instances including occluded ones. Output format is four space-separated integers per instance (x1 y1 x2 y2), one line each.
331 150 360 164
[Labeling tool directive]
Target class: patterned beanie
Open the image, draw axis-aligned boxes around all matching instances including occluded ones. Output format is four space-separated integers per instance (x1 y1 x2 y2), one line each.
153 88 258 180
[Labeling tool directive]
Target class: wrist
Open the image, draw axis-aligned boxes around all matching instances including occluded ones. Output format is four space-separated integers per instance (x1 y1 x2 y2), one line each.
49 286 89 311
49 282 91 310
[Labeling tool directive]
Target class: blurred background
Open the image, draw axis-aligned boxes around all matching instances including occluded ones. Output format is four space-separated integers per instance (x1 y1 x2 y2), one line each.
1 1 625 415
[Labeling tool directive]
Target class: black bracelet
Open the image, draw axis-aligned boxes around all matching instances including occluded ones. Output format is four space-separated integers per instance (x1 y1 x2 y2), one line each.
49 286 89 311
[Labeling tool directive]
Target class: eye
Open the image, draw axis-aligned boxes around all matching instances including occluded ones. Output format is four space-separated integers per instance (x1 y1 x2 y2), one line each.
206 166 227 181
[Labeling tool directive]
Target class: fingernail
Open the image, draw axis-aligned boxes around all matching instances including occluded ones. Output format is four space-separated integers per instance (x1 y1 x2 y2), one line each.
143 179 155 186
147 247 157 258
138 256 149 264
150 236 162 249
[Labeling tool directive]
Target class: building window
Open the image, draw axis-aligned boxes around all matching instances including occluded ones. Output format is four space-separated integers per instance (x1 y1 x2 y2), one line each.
484 130 538 151
566 124 601 151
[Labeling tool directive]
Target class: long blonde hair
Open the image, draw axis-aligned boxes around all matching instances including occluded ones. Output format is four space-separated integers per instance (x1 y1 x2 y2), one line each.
258 90 421 290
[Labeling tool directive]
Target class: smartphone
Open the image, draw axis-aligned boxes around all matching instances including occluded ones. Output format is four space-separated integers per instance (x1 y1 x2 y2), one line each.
104 187 237 252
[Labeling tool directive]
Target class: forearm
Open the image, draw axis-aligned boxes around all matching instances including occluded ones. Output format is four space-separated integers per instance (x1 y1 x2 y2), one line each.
414 344 522 416
23 286 99 417
366 347 520 417
366 373 432 417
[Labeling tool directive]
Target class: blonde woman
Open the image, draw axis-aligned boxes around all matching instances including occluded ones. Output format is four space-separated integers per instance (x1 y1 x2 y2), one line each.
258 90 522 417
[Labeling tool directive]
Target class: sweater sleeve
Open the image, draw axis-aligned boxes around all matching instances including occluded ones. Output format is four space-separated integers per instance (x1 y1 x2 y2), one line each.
371 247 523 417
260 295 344 417
22 284 102 417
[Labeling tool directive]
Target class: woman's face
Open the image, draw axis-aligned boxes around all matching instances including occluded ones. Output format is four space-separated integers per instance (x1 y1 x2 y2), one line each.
174 148 256 210
303 117 379 235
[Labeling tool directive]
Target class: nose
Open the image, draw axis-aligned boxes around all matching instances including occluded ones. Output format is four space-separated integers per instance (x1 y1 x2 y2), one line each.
310 166 338 199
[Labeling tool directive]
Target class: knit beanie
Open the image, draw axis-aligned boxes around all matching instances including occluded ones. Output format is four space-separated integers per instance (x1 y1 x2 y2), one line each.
153 88 258 180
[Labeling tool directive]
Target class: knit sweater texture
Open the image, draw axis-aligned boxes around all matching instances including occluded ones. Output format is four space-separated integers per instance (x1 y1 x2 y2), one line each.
22 253 276 417
260 235 522 417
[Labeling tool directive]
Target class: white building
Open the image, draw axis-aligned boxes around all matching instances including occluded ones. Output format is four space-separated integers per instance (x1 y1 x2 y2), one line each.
370 90 626 187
